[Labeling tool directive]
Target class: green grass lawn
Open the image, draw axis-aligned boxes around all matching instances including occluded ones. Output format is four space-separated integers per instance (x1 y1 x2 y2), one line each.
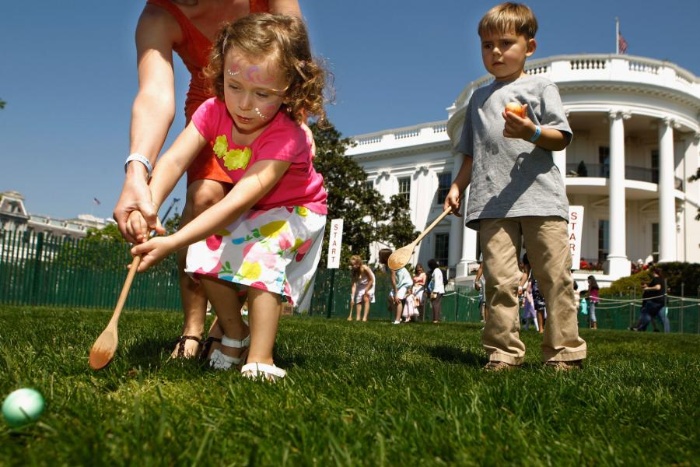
1 306 699 466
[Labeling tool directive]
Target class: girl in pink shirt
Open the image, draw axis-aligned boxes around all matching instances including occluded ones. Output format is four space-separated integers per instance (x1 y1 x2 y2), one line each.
127 13 328 381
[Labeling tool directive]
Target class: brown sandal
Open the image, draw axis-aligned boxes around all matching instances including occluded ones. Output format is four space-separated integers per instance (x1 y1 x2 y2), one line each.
171 335 202 359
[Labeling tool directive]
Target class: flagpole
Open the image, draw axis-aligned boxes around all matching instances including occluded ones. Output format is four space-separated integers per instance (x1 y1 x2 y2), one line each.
615 17 619 54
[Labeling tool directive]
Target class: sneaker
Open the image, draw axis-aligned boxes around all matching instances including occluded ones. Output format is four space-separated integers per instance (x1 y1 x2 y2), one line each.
545 360 583 371
392 320 401 325
483 361 520 372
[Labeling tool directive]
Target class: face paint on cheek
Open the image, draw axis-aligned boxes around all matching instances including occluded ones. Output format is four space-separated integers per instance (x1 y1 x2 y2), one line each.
254 102 280 121
254 107 268 120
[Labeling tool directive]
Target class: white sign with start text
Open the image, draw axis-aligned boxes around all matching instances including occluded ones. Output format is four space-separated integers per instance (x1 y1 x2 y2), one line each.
568 206 584 269
326 219 344 269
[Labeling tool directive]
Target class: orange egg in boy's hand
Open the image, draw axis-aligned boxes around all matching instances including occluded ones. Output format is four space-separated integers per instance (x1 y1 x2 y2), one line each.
505 102 526 118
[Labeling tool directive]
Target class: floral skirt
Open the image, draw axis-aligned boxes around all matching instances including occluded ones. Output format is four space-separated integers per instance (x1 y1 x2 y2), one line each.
185 206 326 313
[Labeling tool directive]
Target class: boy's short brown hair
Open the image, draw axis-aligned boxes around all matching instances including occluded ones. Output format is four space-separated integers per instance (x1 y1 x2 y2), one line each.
478 2 538 40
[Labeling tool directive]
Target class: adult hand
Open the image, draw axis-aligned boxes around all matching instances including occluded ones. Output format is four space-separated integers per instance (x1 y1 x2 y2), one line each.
113 175 160 244
125 210 165 245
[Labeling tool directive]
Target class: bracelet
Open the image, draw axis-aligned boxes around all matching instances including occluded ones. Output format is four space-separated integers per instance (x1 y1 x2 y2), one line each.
124 153 153 180
529 126 542 143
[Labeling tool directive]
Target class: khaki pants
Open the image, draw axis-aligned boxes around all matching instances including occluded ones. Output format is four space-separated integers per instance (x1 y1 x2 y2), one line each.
480 217 587 365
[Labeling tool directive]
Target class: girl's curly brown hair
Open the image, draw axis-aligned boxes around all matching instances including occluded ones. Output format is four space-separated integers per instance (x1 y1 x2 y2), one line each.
204 13 329 126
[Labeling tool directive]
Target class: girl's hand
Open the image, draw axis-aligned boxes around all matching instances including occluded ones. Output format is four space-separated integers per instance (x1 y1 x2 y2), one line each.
131 236 177 272
502 104 534 140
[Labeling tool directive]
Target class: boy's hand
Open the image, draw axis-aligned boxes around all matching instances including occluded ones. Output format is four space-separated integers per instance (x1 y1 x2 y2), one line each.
444 185 462 216
502 104 535 140
131 236 177 272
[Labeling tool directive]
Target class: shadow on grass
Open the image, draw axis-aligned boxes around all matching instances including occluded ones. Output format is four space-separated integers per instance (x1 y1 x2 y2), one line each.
427 345 483 367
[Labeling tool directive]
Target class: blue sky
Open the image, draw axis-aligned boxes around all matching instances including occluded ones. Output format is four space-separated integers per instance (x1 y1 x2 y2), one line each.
1 0 698 220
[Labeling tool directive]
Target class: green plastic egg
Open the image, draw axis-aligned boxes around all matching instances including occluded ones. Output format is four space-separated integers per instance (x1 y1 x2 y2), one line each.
2 388 45 427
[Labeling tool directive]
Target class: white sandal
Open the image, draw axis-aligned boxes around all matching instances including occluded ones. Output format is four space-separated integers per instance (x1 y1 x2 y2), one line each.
209 335 250 370
241 362 286 382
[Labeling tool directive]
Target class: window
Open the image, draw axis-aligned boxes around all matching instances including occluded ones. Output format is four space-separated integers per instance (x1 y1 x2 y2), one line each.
651 150 659 184
398 176 411 204
434 233 449 267
651 223 659 263
436 172 451 204
597 219 609 264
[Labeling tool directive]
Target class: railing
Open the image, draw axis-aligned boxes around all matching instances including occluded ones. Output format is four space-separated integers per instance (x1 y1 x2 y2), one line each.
351 121 448 149
565 163 684 190
452 54 700 113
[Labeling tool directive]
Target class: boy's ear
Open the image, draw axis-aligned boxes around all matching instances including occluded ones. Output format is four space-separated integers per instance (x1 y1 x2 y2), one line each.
526 38 537 57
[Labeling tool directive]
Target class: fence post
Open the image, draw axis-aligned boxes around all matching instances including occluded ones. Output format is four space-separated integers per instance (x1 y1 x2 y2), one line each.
325 268 335 319
30 232 44 305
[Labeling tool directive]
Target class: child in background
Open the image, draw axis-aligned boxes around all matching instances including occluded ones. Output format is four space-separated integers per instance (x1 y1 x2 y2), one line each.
586 275 599 329
349 255 375 322
378 249 413 324
427 259 445 323
587 276 600 329
444 2 586 370
474 261 487 322
411 263 428 319
127 14 328 381
521 279 538 331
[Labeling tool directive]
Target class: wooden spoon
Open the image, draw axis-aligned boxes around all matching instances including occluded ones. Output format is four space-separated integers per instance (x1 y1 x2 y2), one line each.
388 207 453 270
88 256 141 370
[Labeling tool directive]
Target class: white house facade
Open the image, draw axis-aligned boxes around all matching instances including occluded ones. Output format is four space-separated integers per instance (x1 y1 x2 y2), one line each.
346 54 700 285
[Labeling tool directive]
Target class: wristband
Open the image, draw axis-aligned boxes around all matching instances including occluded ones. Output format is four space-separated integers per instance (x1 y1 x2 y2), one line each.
125 153 153 180
529 126 541 143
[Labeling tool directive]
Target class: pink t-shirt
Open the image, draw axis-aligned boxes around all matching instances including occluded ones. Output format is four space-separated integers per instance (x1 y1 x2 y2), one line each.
192 98 328 214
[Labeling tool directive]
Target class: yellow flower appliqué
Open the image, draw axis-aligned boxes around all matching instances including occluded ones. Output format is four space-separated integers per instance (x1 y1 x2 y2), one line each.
212 135 251 171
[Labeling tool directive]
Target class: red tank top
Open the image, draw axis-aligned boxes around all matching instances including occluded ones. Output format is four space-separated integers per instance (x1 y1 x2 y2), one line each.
146 0 270 122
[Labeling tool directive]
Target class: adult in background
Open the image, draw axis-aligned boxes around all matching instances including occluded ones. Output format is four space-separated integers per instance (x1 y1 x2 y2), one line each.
113 0 302 359
630 267 666 332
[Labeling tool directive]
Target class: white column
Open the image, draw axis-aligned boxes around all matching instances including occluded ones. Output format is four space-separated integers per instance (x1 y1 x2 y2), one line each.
606 111 630 278
553 147 567 183
658 118 676 263
448 153 477 278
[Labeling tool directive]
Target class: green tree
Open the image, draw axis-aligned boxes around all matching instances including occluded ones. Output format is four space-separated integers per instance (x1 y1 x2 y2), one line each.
311 122 418 267
0 99 5 109
84 223 125 243
163 213 181 235
54 223 129 272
